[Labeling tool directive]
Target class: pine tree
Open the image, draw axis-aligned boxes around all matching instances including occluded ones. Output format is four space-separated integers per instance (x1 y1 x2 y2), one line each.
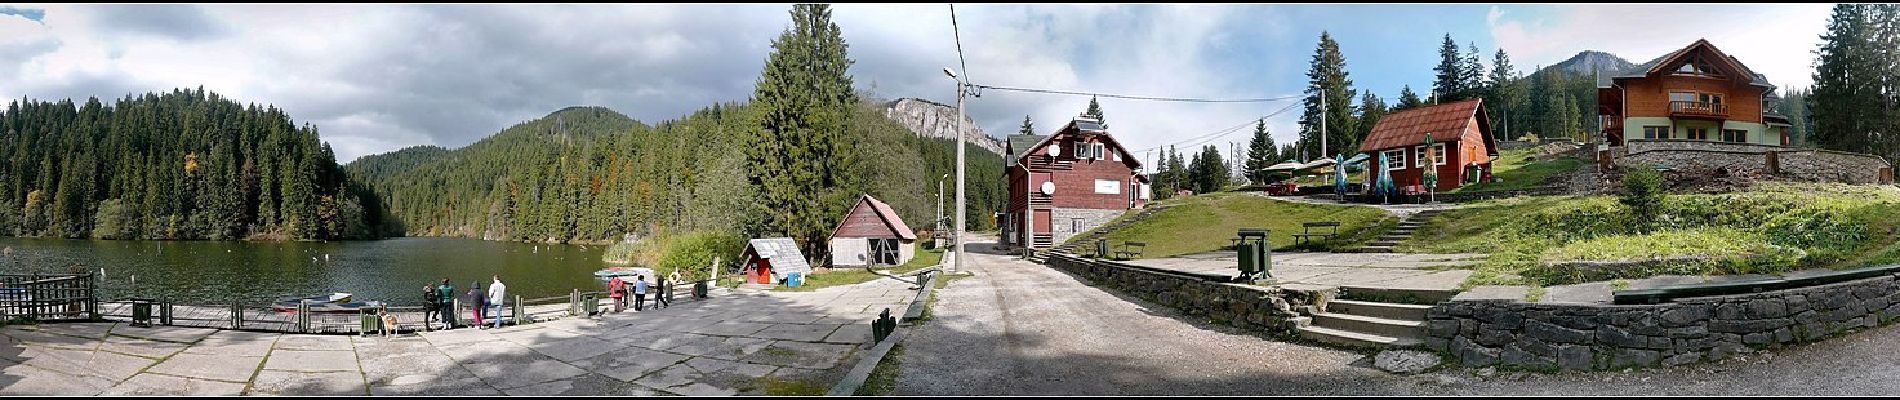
1356 90 1389 147
1018 115 1034 135
1432 34 1464 103
746 3 861 260
1166 145 1186 194
1396 85 1425 111
1298 31 1358 160
1487 48 1525 139
1243 120 1277 185
1084 96 1105 127
1460 42 1487 101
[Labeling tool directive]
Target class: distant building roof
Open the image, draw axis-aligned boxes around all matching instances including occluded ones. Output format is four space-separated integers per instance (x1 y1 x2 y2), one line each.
1358 98 1496 155
745 238 811 277
1599 39 1773 90
831 194 918 241
1007 134 1047 160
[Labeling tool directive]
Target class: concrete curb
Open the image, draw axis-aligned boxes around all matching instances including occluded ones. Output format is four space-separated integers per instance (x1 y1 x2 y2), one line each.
826 251 950 396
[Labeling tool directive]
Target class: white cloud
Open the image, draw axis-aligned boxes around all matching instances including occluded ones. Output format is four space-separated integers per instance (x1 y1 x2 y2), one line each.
1488 4 1831 90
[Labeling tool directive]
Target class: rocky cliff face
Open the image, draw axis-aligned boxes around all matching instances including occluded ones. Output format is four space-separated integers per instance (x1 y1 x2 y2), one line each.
1550 50 1636 76
882 98 1006 155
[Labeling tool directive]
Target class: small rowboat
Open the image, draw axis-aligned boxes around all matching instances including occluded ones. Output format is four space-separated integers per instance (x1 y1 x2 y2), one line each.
594 267 655 281
272 293 375 313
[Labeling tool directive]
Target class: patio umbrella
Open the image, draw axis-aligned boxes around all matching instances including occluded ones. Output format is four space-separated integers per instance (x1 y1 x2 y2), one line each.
1422 133 1438 203
1376 151 1396 203
1333 153 1348 201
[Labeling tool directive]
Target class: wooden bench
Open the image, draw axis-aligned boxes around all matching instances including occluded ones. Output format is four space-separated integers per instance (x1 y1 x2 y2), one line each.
1113 242 1145 260
1230 228 1269 249
1292 221 1340 246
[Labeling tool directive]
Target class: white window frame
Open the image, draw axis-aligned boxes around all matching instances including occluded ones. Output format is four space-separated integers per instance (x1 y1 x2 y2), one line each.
1428 143 1447 166
1073 142 1090 159
1383 149 1406 170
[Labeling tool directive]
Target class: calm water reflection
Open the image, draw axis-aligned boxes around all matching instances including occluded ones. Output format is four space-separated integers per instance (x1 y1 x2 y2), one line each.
0 237 612 305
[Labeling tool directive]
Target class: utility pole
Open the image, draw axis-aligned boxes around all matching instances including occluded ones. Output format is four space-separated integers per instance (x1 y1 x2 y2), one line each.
1320 92 1328 159
935 173 948 239
947 4 969 275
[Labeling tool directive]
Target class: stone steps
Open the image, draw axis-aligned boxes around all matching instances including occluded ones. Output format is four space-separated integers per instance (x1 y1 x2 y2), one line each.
1296 325 1421 349
1351 208 1450 253
1327 299 1433 321
1311 313 1426 340
1339 286 1460 305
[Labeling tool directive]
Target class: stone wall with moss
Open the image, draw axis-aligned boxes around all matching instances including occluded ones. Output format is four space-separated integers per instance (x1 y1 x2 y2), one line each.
1425 274 1900 371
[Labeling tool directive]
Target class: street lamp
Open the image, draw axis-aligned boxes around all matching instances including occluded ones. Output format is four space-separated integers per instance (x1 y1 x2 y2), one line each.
944 67 967 275
936 173 949 240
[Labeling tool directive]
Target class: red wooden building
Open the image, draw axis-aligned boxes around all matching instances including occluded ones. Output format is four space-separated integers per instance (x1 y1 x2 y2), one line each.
1000 116 1148 249
1357 99 1499 193
829 194 918 267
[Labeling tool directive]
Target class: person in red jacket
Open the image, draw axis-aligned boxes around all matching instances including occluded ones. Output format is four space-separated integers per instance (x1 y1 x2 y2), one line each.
607 275 626 313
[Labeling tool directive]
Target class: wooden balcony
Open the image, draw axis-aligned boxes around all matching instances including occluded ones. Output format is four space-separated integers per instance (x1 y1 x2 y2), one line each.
1027 156 1074 172
1669 101 1728 120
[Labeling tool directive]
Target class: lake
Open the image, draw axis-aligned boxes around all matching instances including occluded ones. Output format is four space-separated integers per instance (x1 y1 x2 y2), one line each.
0 237 618 306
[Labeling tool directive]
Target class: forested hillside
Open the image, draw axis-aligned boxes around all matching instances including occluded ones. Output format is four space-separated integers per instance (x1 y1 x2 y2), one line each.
0 87 388 240
346 101 1005 244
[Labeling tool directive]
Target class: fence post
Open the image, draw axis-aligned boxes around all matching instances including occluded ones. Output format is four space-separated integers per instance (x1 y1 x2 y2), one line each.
232 300 243 330
298 300 310 333
569 289 580 317
514 295 523 325
453 298 461 329
160 300 172 325
87 273 99 321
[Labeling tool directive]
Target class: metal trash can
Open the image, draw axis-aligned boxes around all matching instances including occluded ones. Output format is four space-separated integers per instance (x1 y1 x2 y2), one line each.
694 281 709 299
787 272 803 288
1096 239 1111 258
359 305 385 334
130 298 158 328
581 294 599 316
1237 243 1258 276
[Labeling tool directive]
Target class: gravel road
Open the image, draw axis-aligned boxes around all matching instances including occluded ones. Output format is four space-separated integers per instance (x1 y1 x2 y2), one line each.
892 238 1900 396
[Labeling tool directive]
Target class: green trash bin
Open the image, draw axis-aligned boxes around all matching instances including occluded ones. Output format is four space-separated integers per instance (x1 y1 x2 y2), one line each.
359 305 384 334
1254 241 1273 278
1236 243 1258 276
130 298 157 328
694 281 709 299
1096 239 1111 258
582 294 600 316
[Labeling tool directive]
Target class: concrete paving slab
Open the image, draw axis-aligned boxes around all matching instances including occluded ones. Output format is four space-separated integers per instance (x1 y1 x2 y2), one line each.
371 380 504 396
263 349 361 372
570 345 691 382
823 324 873 344
495 325 587 346
1 326 102 349
247 370 367 396
146 352 264 382
459 353 590 389
103 372 247 396
273 334 354 351
100 335 188 359
419 327 501 346
1628 275 1709 289
0 364 117 395
111 325 217 343
1451 285 1530 302
1541 282 1615 304
670 336 775 361
527 336 628 362
742 313 825 324
738 341 854 370
754 324 841 342
503 372 661 396
21 347 154 381
30 322 116 340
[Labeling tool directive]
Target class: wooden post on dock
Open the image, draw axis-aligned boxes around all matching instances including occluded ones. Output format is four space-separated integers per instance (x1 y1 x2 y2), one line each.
160 300 172 325
514 295 523 325
569 289 580 317
231 299 243 330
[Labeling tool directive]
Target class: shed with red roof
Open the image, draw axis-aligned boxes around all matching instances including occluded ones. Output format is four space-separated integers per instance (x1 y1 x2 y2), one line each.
829 194 919 267
1358 98 1499 192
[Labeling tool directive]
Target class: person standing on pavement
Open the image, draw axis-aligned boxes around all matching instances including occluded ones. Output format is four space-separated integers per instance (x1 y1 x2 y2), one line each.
607 275 626 313
487 275 507 329
655 274 670 309
435 278 456 330
421 284 440 331
467 281 486 326
633 275 649 311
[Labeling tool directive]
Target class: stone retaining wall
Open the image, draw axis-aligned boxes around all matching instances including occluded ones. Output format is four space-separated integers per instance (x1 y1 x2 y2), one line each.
1043 253 1331 334
1049 208 1125 244
1425 273 1900 371
1615 139 1893 185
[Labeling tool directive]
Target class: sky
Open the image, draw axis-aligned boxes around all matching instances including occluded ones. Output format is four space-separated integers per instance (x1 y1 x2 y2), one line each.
0 4 1835 166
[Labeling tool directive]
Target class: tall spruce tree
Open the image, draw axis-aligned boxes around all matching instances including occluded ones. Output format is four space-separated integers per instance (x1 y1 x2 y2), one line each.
1243 120 1278 185
1432 34 1464 103
1018 115 1034 135
1460 42 1487 101
1396 85 1425 111
1084 96 1105 127
1166 145 1186 194
747 3 861 259
1487 48 1525 139
1356 90 1389 147
1298 31 1358 160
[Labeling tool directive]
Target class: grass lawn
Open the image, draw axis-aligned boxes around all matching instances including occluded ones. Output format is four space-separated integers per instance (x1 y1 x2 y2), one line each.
1404 183 1900 288
775 245 946 292
1451 148 1584 193
1096 192 1393 258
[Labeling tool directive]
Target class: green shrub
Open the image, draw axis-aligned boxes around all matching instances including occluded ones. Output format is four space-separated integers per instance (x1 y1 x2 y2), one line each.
656 231 746 281
1619 167 1665 233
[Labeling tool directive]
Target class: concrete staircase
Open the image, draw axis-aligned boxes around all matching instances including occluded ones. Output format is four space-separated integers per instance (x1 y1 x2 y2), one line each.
1354 209 1446 253
1295 287 1452 348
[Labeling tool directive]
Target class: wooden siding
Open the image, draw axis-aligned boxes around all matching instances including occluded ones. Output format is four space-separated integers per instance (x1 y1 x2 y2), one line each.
834 203 900 238
1363 114 1493 192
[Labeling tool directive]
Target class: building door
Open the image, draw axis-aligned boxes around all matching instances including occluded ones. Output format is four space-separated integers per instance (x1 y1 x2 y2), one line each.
751 259 773 284
870 238 900 265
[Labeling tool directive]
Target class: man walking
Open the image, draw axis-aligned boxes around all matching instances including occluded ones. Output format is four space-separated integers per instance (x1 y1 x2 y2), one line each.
435 278 456 330
656 274 671 309
421 284 439 331
633 275 649 311
487 275 507 329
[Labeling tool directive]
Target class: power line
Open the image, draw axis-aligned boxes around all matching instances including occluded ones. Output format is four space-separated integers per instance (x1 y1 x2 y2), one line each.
968 83 1305 103
1137 100 1301 153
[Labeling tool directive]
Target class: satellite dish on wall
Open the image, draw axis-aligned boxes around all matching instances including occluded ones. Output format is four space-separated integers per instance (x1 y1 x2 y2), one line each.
1040 181 1055 195
1048 145 1060 157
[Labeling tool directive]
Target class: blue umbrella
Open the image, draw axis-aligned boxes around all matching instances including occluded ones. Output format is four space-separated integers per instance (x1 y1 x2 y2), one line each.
1333 153 1348 201
1376 152 1396 203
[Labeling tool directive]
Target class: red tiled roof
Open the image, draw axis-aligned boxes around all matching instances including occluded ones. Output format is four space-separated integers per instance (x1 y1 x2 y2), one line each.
1357 98 1486 153
862 195 916 241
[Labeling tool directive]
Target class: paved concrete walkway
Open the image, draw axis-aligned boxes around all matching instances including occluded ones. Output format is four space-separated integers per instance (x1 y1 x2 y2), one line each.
1123 251 1484 292
0 278 918 396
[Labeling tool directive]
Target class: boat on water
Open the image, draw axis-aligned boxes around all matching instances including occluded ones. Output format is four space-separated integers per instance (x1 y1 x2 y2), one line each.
594 266 656 281
272 293 381 313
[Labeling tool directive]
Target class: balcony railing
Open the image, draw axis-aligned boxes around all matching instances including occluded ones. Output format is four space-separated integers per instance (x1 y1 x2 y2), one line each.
1669 101 1728 118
